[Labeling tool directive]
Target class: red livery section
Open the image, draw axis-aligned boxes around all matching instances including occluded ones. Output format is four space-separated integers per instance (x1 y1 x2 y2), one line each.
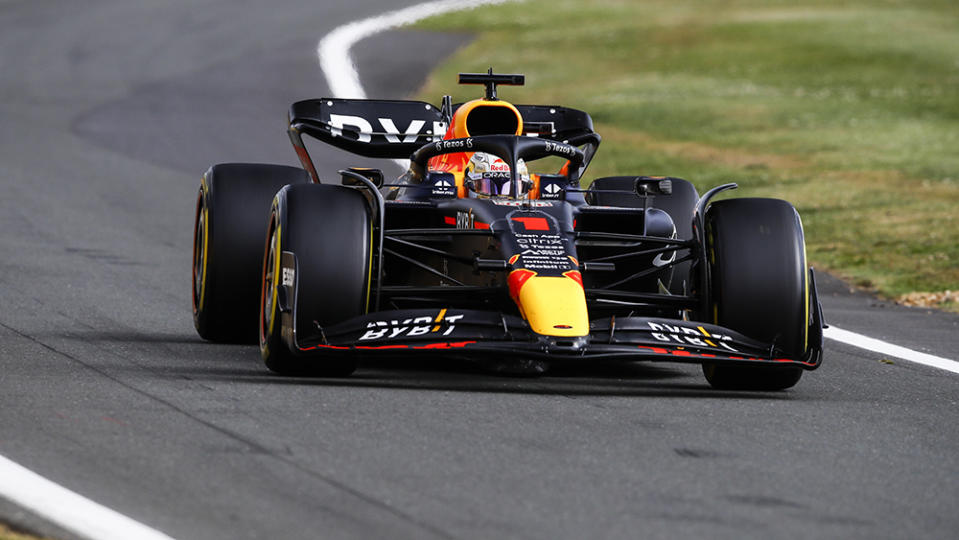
562 270 583 288
507 269 537 301
635 346 817 367
300 341 476 353
414 341 476 350
512 216 549 230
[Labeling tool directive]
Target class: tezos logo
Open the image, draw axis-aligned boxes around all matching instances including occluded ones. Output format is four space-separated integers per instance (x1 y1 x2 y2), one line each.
543 141 575 156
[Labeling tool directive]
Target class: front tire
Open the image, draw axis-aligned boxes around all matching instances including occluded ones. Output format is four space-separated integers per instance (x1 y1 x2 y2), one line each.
702 198 809 391
259 183 372 376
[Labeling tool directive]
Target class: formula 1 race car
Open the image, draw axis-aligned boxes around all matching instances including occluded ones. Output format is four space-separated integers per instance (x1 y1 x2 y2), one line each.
192 70 824 390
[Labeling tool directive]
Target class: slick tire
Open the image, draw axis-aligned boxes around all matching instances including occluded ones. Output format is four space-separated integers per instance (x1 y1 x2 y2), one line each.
702 198 808 391
192 163 310 343
259 183 372 376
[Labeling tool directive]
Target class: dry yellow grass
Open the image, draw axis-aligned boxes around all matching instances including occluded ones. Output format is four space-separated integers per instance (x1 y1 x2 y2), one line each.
0 524 49 540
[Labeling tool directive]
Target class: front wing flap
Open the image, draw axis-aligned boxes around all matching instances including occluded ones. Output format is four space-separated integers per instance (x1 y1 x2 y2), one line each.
292 309 821 370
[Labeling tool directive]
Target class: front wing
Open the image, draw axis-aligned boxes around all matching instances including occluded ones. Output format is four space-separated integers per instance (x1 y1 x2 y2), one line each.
289 308 822 370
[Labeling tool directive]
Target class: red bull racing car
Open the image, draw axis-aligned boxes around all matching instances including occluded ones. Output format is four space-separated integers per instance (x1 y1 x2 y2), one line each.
192 71 824 390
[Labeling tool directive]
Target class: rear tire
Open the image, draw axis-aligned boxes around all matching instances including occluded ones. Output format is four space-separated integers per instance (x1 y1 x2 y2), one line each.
193 163 310 342
259 183 372 376
702 198 808 391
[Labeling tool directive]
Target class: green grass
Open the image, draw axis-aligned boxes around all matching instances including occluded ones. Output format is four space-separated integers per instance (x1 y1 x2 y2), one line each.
415 0 959 309
0 523 49 540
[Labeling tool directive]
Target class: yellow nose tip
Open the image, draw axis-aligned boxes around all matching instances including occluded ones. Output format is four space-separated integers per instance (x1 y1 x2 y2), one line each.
510 274 588 337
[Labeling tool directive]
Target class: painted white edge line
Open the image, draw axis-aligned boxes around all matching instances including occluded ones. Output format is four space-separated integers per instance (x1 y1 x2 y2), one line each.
318 0 513 170
824 325 959 374
0 453 175 540
318 0 513 99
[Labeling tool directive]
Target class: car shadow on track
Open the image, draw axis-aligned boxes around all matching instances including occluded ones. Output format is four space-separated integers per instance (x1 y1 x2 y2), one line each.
59 330 800 399
170 352 797 400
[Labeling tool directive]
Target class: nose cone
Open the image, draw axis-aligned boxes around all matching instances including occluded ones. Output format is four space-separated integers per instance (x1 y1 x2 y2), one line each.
508 271 589 337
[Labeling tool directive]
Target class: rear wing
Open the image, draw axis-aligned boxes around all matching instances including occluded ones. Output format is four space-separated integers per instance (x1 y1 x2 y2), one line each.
289 98 446 158
288 98 600 181
512 104 598 147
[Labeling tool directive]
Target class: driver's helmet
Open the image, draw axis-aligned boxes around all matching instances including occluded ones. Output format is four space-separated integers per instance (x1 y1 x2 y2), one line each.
465 152 532 198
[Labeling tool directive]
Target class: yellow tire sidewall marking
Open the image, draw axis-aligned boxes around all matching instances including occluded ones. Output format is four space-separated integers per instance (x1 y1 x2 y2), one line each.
266 223 282 338
197 176 210 312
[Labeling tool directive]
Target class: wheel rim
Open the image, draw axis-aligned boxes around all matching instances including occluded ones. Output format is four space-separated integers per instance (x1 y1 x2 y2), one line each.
192 189 206 312
260 214 279 345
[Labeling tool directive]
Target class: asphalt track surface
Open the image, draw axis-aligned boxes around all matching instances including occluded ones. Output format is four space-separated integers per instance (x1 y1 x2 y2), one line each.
1 1 958 539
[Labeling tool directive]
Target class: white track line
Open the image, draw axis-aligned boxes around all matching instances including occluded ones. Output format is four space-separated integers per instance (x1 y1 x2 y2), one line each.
0 454 175 540
317 0 514 168
318 0 513 99
825 325 959 374
316 0 959 377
